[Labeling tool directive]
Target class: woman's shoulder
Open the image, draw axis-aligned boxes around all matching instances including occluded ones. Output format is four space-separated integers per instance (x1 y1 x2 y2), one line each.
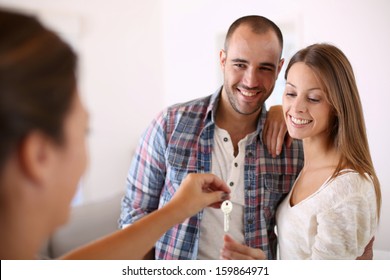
328 170 375 197
334 169 370 182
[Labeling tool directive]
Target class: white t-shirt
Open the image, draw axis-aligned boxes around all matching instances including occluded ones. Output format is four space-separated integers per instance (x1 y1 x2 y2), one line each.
276 171 377 259
197 126 255 259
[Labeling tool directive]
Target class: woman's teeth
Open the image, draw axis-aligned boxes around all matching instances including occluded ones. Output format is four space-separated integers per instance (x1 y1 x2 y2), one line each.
291 116 311 125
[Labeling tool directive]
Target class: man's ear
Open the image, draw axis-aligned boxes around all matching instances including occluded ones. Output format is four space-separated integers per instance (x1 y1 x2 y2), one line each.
18 131 56 186
276 58 285 77
219 49 227 70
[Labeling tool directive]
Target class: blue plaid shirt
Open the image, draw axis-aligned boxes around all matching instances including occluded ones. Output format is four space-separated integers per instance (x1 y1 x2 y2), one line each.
120 88 304 259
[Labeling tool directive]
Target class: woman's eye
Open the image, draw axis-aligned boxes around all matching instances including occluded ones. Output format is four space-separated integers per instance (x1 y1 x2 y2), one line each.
308 98 320 103
286 92 296 97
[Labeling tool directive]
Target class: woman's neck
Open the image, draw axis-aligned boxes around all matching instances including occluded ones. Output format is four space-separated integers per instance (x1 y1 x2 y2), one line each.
302 136 340 172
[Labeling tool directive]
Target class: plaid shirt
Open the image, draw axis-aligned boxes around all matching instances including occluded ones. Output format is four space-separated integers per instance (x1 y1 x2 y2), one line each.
120 88 304 259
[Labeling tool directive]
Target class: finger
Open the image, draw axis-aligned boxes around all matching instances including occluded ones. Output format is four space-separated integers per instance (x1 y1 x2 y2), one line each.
270 123 279 157
223 234 266 260
221 248 255 260
186 173 229 194
209 192 231 208
200 174 231 194
275 125 287 156
221 235 254 260
286 134 293 148
265 123 273 155
262 121 269 144
206 191 230 208
223 234 245 251
223 233 235 243
262 113 272 154
223 246 266 260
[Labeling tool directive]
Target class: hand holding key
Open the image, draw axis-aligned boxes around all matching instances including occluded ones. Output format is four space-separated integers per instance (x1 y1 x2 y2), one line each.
221 200 233 232
167 174 231 222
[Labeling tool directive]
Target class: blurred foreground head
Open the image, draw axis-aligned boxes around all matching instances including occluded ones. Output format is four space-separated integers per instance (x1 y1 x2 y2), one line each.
0 8 77 171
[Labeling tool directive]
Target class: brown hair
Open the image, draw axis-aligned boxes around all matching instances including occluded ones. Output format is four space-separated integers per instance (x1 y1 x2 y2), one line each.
285 43 381 219
0 9 77 171
224 15 283 55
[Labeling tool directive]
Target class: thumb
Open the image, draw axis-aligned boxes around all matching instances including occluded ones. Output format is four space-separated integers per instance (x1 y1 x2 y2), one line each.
206 191 230 208
223 234 234 243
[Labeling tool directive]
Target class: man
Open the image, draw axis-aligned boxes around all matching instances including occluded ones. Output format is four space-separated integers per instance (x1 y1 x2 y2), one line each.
120 15 302 260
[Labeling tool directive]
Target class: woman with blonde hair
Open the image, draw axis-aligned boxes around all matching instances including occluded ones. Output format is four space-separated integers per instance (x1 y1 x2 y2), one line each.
221 43 380 259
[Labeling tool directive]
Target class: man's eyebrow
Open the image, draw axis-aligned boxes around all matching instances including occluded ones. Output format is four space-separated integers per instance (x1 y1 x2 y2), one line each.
259 62 276 69
231 58 248 63
230 58 276 69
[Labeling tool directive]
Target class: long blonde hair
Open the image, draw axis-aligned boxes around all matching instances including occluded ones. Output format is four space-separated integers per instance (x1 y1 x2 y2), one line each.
285 43 381 219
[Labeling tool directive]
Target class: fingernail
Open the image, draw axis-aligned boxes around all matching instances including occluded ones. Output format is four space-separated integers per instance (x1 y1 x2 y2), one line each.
221 192 229 200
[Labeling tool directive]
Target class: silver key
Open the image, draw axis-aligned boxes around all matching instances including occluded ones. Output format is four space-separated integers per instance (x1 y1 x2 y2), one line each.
221 200 233 232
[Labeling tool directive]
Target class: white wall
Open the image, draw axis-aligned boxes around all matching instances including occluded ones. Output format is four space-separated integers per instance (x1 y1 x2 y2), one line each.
1 0 389 256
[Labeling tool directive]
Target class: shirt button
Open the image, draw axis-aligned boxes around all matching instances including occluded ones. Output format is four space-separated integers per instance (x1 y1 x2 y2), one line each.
247 219 253 225
223 137 228 142
229 182 234 187
234 162 238 167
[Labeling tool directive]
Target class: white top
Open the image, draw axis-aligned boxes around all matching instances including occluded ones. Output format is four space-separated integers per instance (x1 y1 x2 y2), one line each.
197 126 252 259
276 171 377 259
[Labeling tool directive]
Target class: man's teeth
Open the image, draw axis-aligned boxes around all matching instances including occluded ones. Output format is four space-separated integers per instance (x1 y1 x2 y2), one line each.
241 91 257 97
291 116 311 125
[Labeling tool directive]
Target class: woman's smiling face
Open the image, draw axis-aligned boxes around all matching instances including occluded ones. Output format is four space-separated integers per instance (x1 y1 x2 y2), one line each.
283 62 333 142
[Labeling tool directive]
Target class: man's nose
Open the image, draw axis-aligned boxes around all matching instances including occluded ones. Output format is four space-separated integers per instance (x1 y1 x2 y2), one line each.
242 68 260 89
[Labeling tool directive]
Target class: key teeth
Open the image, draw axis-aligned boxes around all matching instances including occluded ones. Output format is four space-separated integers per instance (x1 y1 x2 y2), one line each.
224 214 229 232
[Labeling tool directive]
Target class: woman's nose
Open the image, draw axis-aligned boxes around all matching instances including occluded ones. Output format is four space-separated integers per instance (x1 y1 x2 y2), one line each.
292 96 307 113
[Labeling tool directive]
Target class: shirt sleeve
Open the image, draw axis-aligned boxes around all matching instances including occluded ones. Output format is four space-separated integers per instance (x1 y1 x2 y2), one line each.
119 110 168 228
311 194 376 259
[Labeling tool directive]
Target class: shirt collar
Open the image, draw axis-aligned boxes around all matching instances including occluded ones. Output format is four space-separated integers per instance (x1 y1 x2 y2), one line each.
254 104 267 144
205 86 222 124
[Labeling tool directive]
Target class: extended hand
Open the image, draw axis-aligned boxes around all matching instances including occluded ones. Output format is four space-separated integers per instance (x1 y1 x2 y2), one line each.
169 173 231 221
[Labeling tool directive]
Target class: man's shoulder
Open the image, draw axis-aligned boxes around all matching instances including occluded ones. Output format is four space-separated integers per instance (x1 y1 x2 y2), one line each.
162 94 214 124
167 94 213 112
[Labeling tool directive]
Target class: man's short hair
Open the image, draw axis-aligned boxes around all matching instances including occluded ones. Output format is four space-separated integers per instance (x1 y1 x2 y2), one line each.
224 15 283 53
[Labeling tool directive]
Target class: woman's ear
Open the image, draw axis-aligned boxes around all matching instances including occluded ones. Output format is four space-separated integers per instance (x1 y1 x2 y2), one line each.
18 131 57 186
